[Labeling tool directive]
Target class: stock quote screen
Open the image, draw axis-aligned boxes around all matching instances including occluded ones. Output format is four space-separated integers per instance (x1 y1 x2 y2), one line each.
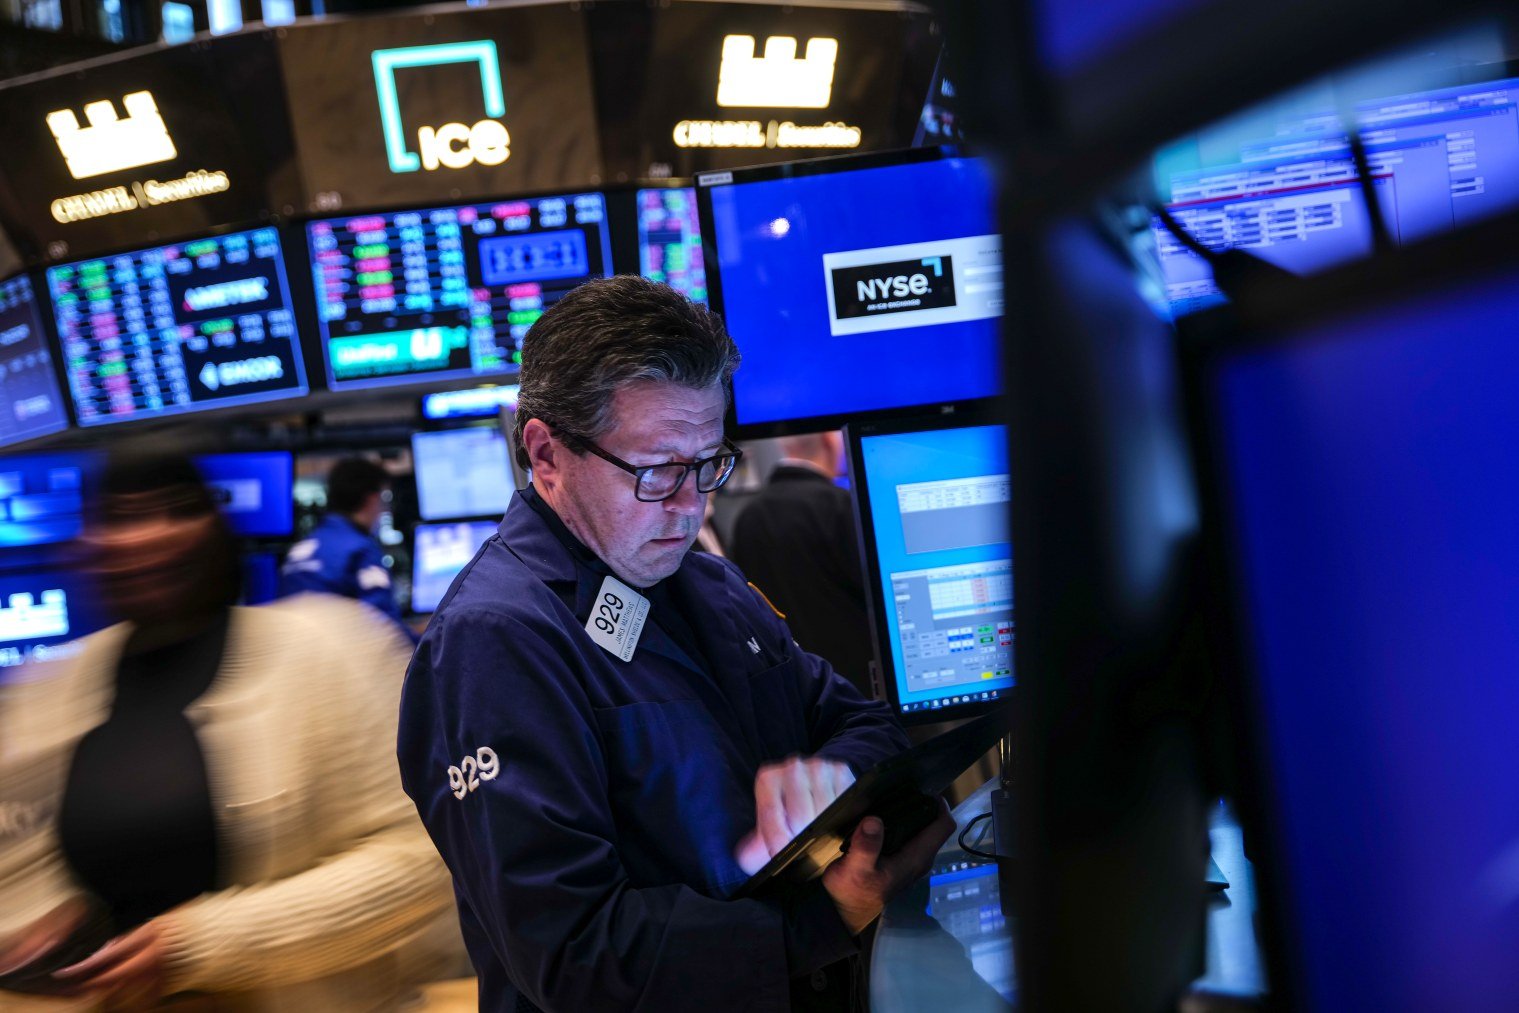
637 188 707 305
47 228 306 426
0 275 69 447
308 193 611 390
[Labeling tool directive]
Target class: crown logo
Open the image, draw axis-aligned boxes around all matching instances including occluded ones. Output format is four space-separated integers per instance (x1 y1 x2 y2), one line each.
46 91 177 180
717 35 838 109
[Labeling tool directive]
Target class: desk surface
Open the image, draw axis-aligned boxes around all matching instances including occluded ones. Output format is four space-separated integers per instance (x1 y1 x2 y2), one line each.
870 781 1266 1011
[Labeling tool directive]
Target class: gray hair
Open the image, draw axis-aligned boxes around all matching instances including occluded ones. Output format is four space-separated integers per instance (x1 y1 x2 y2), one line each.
512 276 740 468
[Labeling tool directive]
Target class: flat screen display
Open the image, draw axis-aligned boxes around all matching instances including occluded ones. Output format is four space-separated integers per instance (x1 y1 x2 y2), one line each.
194 451 294 537
637 188 707 305
46 227 307 426
307 193 612 391
411 519 496 613
1156 74 1519 315
1205 263 1519 1010
703 151 1002 434
0 564 108 682
0 452 94 550
412 427 513 521
420 385 519 421
853 419 1013 719
241 550 279 605
0 274 69 447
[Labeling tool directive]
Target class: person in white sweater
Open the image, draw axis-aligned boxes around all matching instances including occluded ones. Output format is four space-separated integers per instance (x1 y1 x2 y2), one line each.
0 452 459 1010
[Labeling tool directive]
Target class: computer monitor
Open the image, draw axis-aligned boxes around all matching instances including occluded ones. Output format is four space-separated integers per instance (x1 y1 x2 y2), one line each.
421 385 520 421
0 451 95 550
411 427 513 522
637 187 708 305
1155 72 1519 315
847 410 1014 723
1191 253 1519 1009
306 192 612 391
46 228 307 426
411 520 497 614
0 563 108 681
241 551 280 605
699 147 1002 437
194 451 295 537
0 274 69 448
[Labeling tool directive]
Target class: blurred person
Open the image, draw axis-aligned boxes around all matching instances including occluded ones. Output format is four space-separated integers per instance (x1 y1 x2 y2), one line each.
398 277 952 1012
729 432 875 697
280 456 416 642
0 452 459 1010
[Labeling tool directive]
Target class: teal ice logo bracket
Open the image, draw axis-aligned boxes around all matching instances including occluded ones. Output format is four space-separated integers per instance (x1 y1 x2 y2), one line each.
372 41 506 174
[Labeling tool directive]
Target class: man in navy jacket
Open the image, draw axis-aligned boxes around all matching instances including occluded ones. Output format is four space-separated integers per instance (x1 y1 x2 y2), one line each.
397 277 951 1011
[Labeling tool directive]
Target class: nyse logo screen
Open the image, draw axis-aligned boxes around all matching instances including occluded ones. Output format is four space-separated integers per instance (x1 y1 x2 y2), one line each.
831 256 957 320
822 235 1003 338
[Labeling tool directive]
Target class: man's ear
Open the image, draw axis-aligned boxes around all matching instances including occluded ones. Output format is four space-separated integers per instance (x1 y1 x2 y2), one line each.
522 418 559 485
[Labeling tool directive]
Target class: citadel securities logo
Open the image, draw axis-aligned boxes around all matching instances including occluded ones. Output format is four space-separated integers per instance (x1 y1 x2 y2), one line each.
46 91 176 179
372 41 511 174
44 90 231 225
675 35 862 151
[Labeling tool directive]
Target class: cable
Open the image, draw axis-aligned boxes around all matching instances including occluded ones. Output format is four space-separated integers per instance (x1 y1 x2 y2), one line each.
957 811 998 861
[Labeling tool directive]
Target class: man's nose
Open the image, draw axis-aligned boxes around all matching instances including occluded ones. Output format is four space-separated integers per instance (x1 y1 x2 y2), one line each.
664 476 705 518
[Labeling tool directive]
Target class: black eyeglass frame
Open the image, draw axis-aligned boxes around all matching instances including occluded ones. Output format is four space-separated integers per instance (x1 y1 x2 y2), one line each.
557 430 744 502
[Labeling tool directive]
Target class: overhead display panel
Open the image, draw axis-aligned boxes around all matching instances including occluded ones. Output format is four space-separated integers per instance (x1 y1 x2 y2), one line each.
0 34 298 264
588 1 938 179
0 275 70 447
47 227 307 427
279 6 602 212
307 191 610 391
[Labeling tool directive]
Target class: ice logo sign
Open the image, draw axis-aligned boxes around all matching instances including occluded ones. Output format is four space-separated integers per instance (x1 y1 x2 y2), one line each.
46 91 177 180
717 35 838 108
372 41 510 174
823 235 1005 337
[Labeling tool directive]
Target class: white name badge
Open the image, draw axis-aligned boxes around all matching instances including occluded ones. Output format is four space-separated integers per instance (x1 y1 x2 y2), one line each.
585 574 650 662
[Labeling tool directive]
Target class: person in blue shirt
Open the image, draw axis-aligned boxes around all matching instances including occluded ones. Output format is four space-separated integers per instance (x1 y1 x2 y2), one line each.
280 457 415 642
397 277 953 1012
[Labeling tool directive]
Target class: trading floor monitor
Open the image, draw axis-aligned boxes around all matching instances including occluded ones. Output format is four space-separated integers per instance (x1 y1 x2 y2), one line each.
847 410 1013 724
699 147 1002 437
412 427 513 522
411 520 497 614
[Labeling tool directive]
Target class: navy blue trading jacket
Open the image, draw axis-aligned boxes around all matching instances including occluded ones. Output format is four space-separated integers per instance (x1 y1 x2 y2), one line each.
397 489 910 1011
280 513 418 643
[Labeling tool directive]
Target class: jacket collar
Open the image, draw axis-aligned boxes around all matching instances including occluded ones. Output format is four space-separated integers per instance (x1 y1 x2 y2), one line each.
497 487 586 587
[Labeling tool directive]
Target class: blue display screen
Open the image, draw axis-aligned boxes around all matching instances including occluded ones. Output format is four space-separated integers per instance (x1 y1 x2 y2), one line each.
194 451 294 537
478 230 591 285
421 385 520 420
412 428 513 521
411 520 496 613
308 193 611 391
1157 76 1519 315
0 564 108 682
0 452 94 550
707 156 1002 429
858 423 1013 714
0 274 69 448
241 551 280 605
47 228 307 425
638 188 707 305
1209 264 1519 1010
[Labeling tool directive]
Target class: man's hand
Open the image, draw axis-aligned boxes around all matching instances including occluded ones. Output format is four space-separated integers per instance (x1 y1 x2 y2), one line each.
50 919 169 1009
823 801 955 936
735 755 856 875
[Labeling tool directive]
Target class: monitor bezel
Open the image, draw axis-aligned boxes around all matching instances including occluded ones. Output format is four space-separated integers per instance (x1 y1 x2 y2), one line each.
696 144 1001 439
298 188 616 394
844 401 1015 726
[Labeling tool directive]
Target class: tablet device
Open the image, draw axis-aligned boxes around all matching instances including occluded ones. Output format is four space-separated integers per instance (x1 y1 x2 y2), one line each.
734 703 1013 899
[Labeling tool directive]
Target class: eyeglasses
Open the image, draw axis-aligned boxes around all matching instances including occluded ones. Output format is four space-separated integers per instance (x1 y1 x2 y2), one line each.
559 431 743 502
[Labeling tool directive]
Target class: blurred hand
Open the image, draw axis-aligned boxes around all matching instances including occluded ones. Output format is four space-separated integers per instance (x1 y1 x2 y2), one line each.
51 919 168 1009
0 898 90 984
823 801 955 936
735 755 855 875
